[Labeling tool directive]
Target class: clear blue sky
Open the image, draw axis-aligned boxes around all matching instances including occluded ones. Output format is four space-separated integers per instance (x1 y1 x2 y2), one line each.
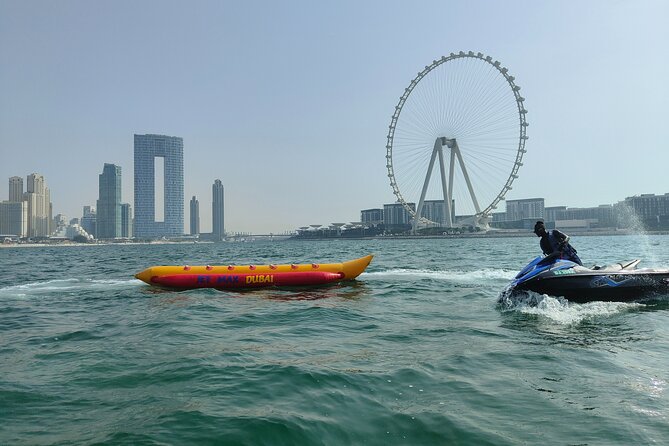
1 0 667 233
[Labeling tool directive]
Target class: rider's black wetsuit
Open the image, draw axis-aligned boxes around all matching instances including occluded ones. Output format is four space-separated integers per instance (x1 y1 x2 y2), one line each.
539 229 582 265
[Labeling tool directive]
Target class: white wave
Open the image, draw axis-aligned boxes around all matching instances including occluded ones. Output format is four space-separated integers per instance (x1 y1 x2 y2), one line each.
0 278 142 297
499 292 642 325
629 405 664 418
363 268 514 282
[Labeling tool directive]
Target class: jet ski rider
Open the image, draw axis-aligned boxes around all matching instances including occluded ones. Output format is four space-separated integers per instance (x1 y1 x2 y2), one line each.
533 220 583 266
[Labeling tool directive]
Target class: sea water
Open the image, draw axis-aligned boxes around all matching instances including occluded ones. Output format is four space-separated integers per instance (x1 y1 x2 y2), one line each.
1 235 668 445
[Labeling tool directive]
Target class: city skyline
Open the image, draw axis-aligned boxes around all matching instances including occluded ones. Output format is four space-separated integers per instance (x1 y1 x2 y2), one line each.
3 168 669 238
1 1 668 233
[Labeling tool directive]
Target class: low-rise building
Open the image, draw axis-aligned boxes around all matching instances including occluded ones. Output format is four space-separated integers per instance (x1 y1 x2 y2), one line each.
361 208 383 226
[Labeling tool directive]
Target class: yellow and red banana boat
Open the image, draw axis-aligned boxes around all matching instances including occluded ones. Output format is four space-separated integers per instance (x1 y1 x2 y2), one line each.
135 254 373 290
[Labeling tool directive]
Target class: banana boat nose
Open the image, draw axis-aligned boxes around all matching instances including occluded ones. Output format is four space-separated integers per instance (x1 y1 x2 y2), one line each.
135 268 154 284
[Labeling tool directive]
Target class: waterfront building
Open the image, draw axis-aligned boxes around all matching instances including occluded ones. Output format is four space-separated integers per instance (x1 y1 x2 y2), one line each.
9 176 23 202
121 203 132 238
190 196 200 235
383 202 415 232
361 208 383 226
134 134 184 238
212 180 224 240
23 192 37 235
491 211 507 223
81 206 96 238
53 214 68 228
618 193 669 229
559 205 615 228
544 206 567 223
0 201 28 237
96 163 122 239
25 173 51 237
49 214 69 238
506 198 544 221
421 199 456 227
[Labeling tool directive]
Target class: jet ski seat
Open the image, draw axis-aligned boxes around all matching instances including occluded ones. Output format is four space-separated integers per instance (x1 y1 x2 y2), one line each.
590 259 640 272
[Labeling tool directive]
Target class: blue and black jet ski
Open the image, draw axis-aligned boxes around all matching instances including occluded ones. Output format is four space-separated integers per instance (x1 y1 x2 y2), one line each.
503 253 669 302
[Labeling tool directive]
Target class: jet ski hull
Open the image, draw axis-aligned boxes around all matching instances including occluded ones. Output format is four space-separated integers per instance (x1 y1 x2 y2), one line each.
505 256 669 303
513 272 669 302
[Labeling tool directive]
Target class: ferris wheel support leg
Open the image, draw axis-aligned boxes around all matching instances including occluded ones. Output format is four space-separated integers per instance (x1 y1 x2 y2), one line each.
437 143 453 228
414 139 440 233
453 141 481 215
448 148 456 225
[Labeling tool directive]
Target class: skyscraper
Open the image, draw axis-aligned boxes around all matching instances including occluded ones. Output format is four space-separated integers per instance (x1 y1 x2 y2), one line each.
212 179 225 240
0 201 27 237
3 176 27 237
190 196 200 235
134 134 184 238
9 176 23 202
121 203 132 238
97 163 122 239
26 173 51 237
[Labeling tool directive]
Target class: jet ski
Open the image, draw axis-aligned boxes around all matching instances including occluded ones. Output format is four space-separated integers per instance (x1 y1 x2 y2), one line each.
503 253 669 303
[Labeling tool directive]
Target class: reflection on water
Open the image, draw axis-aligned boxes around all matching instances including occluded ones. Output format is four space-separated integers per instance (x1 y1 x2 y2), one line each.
259 282 370 301
138 281 371 302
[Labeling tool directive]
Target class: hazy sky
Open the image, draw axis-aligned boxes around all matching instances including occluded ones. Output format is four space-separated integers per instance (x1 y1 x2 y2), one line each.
1 0 668 234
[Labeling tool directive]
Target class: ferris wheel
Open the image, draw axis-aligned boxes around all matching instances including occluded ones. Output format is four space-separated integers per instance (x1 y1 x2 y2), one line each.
386 51 528 230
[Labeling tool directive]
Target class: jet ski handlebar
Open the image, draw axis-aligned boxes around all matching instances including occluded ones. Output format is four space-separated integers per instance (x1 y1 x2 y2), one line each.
537 252 561 266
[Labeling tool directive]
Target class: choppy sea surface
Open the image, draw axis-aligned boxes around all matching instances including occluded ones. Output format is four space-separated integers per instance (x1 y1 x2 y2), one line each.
1 235 669 445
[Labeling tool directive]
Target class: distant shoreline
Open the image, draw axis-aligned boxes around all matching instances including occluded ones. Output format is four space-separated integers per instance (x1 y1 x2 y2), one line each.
0 240 214 249
290 229 669 241
3 230 669 248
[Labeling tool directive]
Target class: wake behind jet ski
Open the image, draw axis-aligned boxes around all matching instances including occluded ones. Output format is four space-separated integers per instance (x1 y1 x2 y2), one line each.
503 253 669 303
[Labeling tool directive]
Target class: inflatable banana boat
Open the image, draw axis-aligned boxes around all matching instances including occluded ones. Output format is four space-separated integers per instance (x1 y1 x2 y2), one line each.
135 254 373 290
